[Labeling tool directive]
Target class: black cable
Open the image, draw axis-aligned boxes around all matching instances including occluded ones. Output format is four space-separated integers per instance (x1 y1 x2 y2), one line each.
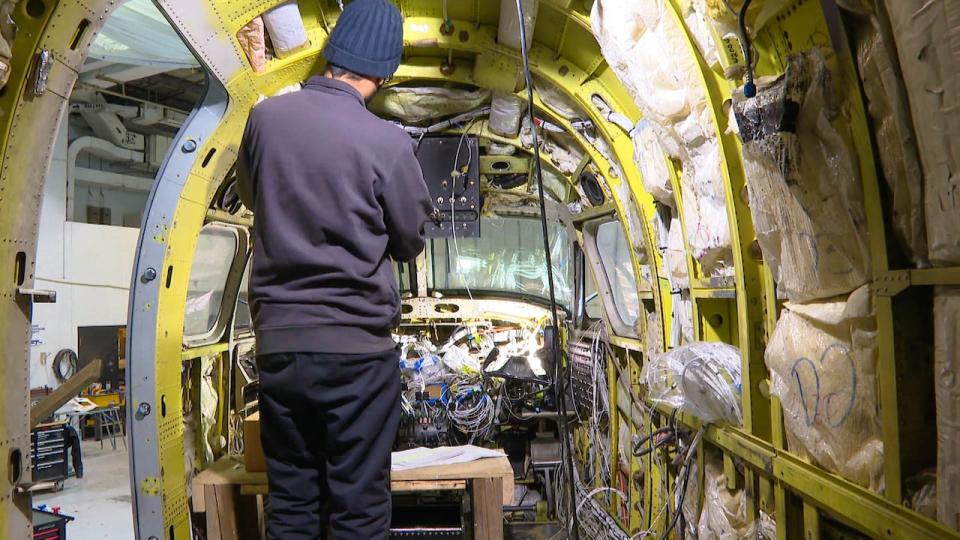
738 0 756 98
514 1 580 537
53 348 78 383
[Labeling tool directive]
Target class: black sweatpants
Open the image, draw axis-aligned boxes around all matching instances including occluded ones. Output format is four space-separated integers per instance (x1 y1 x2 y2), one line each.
257 348 400 540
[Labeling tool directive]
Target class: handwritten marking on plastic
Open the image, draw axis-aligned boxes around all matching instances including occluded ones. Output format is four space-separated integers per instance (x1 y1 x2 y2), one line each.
790 342 857 428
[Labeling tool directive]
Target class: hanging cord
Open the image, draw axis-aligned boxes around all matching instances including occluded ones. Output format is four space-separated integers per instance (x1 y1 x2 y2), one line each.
53 348 78 382
738 0 756 98
514 1 580 537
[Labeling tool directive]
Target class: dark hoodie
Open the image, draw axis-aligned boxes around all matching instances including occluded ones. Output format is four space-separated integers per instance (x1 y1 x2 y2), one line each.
236 76 433 355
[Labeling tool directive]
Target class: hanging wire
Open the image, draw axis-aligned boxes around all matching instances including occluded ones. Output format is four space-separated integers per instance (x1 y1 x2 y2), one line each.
514 0 580 536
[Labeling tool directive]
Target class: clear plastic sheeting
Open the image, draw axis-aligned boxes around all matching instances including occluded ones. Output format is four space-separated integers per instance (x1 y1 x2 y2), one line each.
262 1 310 59
934 287 960 530
369 87 491 124
673 291 694 347
734 50 870 303
87 0 199 68
696 455 779 539
520 117 584 174
632 120 674 207
666 215 689 290
535 78 586 120
766 285 883 491
498 0 538 50
677 0 721 68
905 470 938 521
489 91 525 137
640 342 743 426
882 0 960 265
591 0 732 276
853 15 927 266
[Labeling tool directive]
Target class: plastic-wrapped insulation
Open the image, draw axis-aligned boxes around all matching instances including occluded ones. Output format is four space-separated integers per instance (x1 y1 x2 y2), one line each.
590 95 634 134
262 1 309 58
934 287 960 530
0 29 11 90
851 13 927 266
498 0 538 50
489 91 525 138
632 120 674 207
765 285 883 491
370 87 491 124
734 50 870 302
882 0 960 265
640 342 743 426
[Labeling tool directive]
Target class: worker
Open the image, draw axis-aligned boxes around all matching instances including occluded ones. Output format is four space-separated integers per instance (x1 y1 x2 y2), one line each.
235 0 433 537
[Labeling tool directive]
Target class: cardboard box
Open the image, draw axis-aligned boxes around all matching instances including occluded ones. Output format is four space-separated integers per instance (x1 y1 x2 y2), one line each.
243 411 266 473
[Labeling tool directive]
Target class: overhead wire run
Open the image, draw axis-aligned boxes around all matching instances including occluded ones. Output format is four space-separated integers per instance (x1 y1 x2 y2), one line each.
514 1 580 537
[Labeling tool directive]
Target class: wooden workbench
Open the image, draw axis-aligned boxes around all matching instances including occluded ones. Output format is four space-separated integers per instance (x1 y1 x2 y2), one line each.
193 455 514 540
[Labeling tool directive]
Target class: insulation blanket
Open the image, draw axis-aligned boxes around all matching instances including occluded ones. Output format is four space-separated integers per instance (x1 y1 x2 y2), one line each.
734 51 870 303
666 215 689 290
934 287 960 530
698 456 776 539
883 0 960 265
853 16 927 265
370 87 490 124
262 1 309 58
632 120 674 207
766 285 883 491
237 17 266 73
0 32 8 91
641 342 742 426
591 0 732 276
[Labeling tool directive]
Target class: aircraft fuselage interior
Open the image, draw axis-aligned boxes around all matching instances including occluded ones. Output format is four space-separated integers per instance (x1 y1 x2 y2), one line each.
2 0 960 538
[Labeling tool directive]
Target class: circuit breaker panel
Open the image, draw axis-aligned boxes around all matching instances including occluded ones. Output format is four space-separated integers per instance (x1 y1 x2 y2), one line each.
415 136 481 238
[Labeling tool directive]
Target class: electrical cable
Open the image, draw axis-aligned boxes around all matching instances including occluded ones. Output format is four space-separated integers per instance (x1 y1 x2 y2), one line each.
53 348 78 382
451 117 481 301
738 0 756 98
514 1 580 537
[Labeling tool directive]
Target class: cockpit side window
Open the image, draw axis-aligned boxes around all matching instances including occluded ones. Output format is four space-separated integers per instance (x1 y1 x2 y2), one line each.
183 224 244 343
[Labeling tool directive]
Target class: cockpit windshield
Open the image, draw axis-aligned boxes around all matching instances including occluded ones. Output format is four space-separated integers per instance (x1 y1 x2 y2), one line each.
397 214 572 306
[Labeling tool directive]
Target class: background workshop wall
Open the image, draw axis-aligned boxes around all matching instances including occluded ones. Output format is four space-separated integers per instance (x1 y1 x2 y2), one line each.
29 122 141 389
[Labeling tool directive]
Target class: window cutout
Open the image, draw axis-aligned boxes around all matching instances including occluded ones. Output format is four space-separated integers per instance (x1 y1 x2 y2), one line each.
491 161 510 171
201 148 217 168
434 303 461 314
13 251 27 287
8 449 22 484
595 221 640 328
70 19 91 50
165 266 173 289
14 251 26 286
160 395 167 418
401 304 413 314
169 525 175 540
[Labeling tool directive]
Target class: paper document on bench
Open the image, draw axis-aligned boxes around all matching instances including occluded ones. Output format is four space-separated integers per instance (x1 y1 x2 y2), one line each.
391 445 506 471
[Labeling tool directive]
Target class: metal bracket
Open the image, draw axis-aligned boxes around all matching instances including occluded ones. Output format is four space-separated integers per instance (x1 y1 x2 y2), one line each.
16 288 56 303
874 271 910 297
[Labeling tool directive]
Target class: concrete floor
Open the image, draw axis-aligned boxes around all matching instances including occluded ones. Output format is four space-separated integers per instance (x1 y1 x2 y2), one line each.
34 439 135 539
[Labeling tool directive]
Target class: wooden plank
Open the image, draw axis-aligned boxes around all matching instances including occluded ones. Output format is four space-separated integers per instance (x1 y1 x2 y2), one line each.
205 484 239 540
472 477 504 540
392 480 466 492
30 359 102 427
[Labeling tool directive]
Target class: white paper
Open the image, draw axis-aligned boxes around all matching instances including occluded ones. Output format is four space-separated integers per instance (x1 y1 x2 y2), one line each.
391 445 506 472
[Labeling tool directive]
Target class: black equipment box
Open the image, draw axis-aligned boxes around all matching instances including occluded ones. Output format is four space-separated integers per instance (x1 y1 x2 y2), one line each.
33 508 74 540
415 136 481 238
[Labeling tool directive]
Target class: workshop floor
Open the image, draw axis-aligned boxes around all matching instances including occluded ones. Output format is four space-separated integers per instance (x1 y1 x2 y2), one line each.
33 439 135 540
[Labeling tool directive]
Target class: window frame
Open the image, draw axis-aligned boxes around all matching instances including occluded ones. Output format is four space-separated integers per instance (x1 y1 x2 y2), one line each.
183 222 249 347
582 217 642 338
